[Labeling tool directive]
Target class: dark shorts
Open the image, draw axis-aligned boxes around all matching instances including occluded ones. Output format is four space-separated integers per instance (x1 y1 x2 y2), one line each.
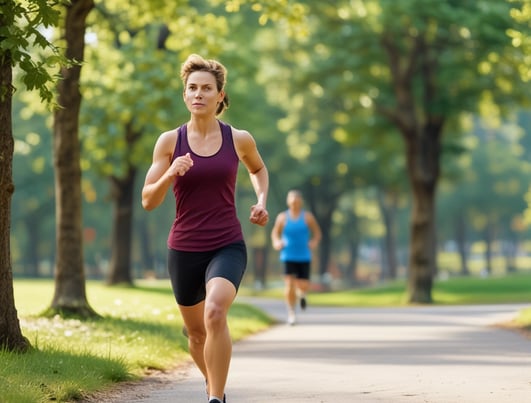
167 240 247 307
283 261 311 280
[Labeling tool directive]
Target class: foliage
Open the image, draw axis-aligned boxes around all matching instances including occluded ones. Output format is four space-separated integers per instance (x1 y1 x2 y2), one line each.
7 0 531 294
0 0 67 104
80 3 230 177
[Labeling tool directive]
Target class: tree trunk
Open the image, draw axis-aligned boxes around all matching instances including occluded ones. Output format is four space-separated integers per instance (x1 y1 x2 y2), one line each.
309 190 337 287
502 235 517 274
377 189 399 280
404 123 442 304
483 222 494 276
107 169 136 285
0 43 31 351
138 216 156 275
107 121 142 285
455 212 469 276
24 215 41 277
251 246 268 289
380 33 443 303
342 210 360 286
50 0 96 317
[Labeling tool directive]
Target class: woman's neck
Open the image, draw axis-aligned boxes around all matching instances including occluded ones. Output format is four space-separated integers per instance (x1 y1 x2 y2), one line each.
188 116 219 136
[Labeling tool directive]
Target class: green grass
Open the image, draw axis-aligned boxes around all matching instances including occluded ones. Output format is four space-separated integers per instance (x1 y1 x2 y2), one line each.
243 272 531 307
4 280 273 403
512 306 531 331
5 274 531 402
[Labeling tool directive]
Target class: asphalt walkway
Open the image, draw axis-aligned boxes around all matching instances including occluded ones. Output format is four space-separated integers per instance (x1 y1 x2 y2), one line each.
101 298 531 403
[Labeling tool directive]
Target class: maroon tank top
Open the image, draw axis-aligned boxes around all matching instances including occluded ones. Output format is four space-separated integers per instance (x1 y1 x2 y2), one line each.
167 120 243 251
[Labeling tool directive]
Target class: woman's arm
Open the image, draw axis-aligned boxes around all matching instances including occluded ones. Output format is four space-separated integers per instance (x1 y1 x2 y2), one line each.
271 213 286 250
233 128 269 226
141 130 193 211
305 212 322 250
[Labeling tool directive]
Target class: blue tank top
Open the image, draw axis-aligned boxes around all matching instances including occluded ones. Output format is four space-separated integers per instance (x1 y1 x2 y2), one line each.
167 120 243 251
280 211 311 262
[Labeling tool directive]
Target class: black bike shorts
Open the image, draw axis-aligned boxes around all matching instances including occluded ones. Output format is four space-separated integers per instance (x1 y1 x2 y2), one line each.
167 240 247 306
284 261 311 280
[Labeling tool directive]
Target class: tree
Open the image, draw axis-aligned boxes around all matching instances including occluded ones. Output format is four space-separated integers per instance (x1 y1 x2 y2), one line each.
279 0 530 302
0 0 64 351
49 0 96 316
367 0 528 302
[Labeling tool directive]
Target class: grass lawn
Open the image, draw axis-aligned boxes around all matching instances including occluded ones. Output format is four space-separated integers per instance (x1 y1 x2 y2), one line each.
3 273 531 402
3 280 273 403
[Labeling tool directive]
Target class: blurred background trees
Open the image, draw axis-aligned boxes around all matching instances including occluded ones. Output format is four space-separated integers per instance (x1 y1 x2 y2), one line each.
7 0 531 303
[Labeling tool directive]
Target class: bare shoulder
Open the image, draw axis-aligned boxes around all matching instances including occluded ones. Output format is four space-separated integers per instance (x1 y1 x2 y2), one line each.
230 126 256 147
305 211 316 219
274 211 287 225
157 128 179 147
153 128 179 155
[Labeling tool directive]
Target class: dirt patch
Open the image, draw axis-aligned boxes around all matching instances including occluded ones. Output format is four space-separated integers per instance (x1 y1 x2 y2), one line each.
79 362 193 403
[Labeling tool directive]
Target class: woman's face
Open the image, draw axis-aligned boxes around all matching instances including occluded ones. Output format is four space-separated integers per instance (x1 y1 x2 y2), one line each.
183 71 224 116
287 192 302 209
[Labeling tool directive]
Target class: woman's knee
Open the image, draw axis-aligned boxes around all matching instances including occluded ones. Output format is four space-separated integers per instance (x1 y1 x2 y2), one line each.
204 301 228 330
186 325 207 346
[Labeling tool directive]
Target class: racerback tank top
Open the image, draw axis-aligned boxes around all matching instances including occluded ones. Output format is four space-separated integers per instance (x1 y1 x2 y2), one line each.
167 120 243 251
280 210 311 262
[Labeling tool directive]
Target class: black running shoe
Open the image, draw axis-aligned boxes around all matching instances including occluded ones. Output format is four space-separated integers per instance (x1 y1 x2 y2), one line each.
300 296 307 310
208 396 226 403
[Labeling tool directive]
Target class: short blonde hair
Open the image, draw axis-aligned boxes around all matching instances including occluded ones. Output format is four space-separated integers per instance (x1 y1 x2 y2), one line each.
180 54 230 115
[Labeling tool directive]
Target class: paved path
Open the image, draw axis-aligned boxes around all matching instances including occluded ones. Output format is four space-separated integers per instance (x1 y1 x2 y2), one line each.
103 298 531 403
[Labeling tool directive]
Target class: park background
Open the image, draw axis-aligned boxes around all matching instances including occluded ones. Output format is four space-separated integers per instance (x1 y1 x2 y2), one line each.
8 0 531 293
1 0 531 401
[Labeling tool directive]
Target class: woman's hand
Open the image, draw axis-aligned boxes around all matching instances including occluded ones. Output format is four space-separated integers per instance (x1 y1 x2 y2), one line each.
169 153 194 177
272 239 284 251
250 204 269 226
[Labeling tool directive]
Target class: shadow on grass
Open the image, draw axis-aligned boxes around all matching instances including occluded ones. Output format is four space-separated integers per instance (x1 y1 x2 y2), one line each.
1 346 131 402
5 314 190 403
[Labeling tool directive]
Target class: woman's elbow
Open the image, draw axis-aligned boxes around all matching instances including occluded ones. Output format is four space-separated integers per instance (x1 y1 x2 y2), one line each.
142 193 156 211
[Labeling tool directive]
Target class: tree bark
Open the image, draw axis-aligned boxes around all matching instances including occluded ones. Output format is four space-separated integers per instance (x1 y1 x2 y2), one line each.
24 215 41 277
380 32 444 303
455 212 469 276
251 246 268 289
342 211 360 285
377 189 399 280
138 216 156 275
404 122 442 303
50 0 96 317
483 222 494 275
313 204 335 288
0 40 31 351
107 121 142 285
107 169 136 285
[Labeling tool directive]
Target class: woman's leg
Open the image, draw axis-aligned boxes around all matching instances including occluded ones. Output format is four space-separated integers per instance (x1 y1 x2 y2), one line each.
284 274 297 324
204 277 237 400
295 278 310 309
295 262 311 309
179 301 208 380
